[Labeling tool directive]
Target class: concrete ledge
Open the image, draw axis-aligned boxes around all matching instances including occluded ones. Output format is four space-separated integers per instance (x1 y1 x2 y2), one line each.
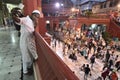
33 62 42 80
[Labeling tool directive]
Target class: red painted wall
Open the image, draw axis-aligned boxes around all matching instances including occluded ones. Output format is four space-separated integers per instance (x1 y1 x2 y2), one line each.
23 0 38 16
108 19 120 39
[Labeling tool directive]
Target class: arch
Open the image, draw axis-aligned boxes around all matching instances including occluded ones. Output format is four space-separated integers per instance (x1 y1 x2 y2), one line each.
81 23 88 31
77 18 110 32
89 24 107 33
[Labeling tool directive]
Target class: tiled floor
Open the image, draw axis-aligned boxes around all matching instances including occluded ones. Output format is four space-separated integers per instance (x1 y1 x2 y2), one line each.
0 27 34 80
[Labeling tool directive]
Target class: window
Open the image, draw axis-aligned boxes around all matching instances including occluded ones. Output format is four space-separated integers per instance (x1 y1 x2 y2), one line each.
109 0 118 7
114 0 119 6
103 2 106 8
100 4 103 9
109 1 113 7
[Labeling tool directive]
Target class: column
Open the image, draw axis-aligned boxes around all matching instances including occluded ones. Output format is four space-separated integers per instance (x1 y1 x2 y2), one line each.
23 0 47 36
23 0 37 15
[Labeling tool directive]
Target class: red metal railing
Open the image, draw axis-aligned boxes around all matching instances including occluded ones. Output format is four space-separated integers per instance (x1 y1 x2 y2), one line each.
35 31 79 80
108 18 120 39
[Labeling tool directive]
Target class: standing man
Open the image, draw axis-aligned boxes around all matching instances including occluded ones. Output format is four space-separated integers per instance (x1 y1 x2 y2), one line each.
11 7 24 37
11 9 40 74
84 64 91 80
90 54 96 69
105 49 110 63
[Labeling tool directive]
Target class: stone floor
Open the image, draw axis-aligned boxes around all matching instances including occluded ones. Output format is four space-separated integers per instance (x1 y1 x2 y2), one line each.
0 27 34 80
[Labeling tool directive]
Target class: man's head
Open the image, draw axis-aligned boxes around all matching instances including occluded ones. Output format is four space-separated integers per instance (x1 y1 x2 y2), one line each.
11 7 24 17
32 10 40 15
31 10 40 27
31 10 40 20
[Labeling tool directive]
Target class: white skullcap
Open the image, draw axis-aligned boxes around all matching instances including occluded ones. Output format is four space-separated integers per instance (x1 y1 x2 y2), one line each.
32 10 40 15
